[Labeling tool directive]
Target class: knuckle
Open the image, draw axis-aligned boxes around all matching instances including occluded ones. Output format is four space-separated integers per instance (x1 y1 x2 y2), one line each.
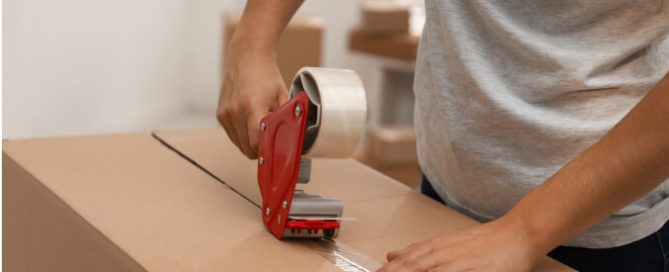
395 255 410 264
216 105 228 119
249 140 259 154
216 111 227 125
238 96 255 115
217 103 238 119
245 151 257 160
227 104 240 116
404 260 421 270
386 252 396 261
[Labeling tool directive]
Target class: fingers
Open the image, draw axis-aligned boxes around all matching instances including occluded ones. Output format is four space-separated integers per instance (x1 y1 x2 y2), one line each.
217 96 255 159
387 242 430 262
217 53 287 159
218 96 271 159
217 105 242 151
403 250 447 272
245 85 286 156
381 221 537 272
384 242 441 271
246 109 265 157
233 99 263 159
232 115 254 159
247 85 287 155
382 241 481 272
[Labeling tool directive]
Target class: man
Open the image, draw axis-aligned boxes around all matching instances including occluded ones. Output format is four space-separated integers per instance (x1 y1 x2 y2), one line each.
217 1 669 271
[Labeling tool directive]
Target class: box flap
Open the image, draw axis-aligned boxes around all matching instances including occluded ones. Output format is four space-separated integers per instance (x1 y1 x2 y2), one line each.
152 128 412 207
152 128 572 271
3 134 363 271
4 151 145 272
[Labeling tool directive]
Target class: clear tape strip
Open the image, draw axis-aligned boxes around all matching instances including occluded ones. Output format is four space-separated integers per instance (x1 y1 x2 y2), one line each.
300 238 384 272
334 251 372 272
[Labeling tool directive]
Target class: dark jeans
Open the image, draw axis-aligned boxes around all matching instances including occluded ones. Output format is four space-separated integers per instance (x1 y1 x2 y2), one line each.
421 176 669 272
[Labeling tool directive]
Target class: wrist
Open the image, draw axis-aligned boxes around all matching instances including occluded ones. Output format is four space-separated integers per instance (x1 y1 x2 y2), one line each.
229 27 277 57
496 213 550 264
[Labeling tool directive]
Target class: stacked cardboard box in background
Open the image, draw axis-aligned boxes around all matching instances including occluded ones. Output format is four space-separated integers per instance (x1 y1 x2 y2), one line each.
359 1 410 33
355 126 422 189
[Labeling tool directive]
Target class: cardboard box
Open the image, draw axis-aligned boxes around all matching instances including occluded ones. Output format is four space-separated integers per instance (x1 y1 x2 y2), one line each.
369 126 417 165
4 129 573 271
3 134 350 271
223 14 322 88
360 1 410 33
354 153 421 190
353 126 421 189
152 128 570 270
348 29 418 61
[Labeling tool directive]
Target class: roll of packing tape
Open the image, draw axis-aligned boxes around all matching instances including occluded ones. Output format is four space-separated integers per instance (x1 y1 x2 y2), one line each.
290 67 367 158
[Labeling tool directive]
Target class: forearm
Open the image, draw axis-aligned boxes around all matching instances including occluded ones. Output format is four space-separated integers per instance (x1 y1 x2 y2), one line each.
230 0 305 53
505 73 669 256
218 0 304 158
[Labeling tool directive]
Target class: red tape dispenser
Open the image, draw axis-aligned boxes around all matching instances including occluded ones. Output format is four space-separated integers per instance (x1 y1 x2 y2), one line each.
257 67 367 239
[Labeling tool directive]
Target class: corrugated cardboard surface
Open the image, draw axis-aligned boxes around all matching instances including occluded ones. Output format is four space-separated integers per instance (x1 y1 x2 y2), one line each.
153 128 572 271
4 152 144 272
4 130 572 271
3 134 344 271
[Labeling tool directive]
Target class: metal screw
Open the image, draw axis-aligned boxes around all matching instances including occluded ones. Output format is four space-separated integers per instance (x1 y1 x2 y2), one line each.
260 122 266 131
282 201 288 209
265 207 271 216
259 156 264 165
294 105 302 117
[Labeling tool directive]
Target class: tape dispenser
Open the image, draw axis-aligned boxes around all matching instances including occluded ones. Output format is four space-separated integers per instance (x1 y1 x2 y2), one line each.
257 67 367 239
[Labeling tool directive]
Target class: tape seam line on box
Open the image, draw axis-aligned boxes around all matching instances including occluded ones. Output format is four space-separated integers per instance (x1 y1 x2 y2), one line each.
151 132 261 208
150 132 383 272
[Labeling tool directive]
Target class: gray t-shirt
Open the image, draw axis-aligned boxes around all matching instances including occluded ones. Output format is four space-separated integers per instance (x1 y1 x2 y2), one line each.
415 0 669 248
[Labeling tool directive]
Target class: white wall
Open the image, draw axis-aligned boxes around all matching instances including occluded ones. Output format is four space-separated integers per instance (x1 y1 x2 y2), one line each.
4 0 194 138
183 0 235 114
3 0 374 139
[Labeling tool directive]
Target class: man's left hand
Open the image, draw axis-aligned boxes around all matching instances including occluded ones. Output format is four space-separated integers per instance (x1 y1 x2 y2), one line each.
379 217 542 272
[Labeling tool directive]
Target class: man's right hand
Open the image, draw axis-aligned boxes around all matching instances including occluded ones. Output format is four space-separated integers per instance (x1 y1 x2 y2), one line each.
217 40 288 159
215 0 304 159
